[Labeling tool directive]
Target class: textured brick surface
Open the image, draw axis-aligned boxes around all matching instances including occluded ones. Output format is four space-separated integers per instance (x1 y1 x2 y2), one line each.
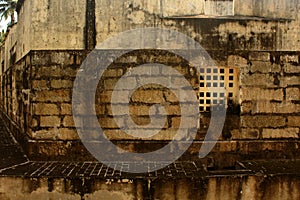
241 88 283 101
262 128 299 139
241 116 286 128
33 103 60 115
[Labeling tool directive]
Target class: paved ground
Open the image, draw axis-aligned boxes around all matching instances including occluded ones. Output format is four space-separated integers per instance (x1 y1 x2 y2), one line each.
0 119 299 179
0 122 28 169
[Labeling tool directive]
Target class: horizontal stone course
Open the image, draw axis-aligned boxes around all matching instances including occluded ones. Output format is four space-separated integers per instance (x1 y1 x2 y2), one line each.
262 128 299 139
250 61 281 73
40 116 61 127
34 90 71 102
231 129 260 140
241 115 286 128
240 74 274 87
286 87 300 101
33 103 60 115
61 104 72 115
288 116 300 127
284 63 300 74
51 80 73 89
241 88 283 101
62 116 75 127
249 52 270 61
33 128 79 140
279 76 300 87
252 101 300 114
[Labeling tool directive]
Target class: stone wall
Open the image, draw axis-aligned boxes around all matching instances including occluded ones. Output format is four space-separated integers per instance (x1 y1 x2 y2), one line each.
1 48 299 161
0 0 299 161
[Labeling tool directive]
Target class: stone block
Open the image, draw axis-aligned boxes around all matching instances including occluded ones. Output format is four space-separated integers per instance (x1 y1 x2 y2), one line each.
104 77 137 90
40 116 61 127
231 129 260 140
31 51 51 66
131 90 164 103
30 118 39 128
241 74 274 87
51 52 74 65
63 116 75 127
279 76 300 87
284 63 300 73
288 116 300 127
164 90 178 103
32 80 49 90
32 129 58 140
95 104 106 115
129 105 150 116
115 56 138 63
250 61 281 73
34 90 71 102
253 101 300 114
51 80 73 89
227 55 248 68
102 68 124 77
57 128 79 140
241 115 286 128
241 87 283 101
262 128 299 139
136 77 172 89
286 88 300 101
36 66 64 78
103 130 134 140
36 66 78 79
98 90 130 103
162 105 181 116
33 103 60 115
281 54 299 63
249 52 270 61
99 117 125 129
61 103 72 115
129 115 151 126
241 101 253 114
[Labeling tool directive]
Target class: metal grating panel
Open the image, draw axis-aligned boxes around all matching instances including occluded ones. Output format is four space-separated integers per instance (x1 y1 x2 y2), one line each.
199 67 239 112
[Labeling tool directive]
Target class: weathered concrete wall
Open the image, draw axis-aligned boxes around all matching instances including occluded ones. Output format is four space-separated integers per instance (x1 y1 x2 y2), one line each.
29 0 86 51
2 25 17 71
94 1 300 51
235 0 300 19
0 175 299 200
16 0 32 60
7 0 297 54
1 0 299 62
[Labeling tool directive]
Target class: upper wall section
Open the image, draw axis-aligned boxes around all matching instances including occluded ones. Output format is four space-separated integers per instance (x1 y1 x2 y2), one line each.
30 0 86 50
95 0 300 52
8 0 300 64
15 0 86 60
235 0 300 19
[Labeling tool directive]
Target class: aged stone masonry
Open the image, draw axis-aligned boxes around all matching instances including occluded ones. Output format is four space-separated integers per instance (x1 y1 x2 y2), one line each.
0 0 299 199
0 120 300 199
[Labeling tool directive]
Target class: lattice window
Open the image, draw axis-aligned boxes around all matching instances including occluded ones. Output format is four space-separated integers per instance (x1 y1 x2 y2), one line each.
199 67 239 112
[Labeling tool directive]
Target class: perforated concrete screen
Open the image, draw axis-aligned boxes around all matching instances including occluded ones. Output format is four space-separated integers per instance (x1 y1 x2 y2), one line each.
199 67 239 112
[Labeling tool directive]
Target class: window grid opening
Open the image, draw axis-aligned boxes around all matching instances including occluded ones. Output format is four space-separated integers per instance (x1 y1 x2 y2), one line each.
199 66 239 112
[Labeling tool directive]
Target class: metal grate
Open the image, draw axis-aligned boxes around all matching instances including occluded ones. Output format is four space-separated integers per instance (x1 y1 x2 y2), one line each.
199 67 239 112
